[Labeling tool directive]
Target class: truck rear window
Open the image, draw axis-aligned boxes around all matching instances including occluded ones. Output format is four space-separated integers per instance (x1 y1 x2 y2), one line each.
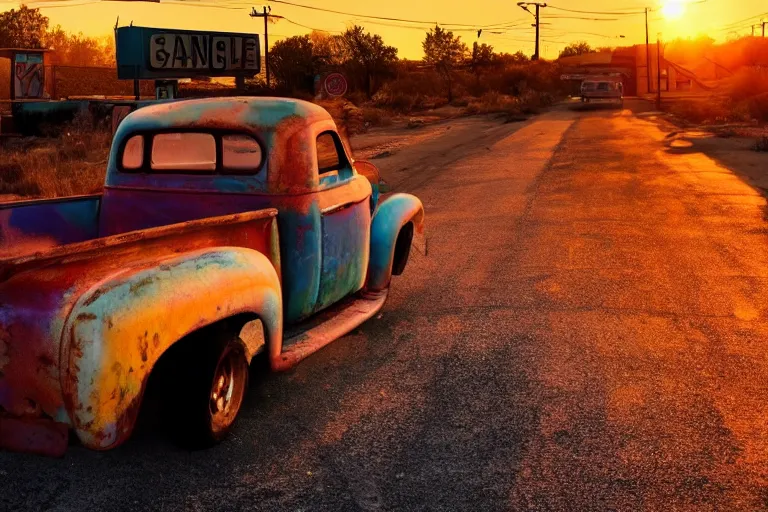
152 133 216 172
120 132 264 174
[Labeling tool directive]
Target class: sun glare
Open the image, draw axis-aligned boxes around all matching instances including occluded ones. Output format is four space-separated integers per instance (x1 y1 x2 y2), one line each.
661 0 685 20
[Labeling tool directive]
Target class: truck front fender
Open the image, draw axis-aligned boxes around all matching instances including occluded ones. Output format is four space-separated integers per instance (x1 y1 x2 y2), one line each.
367 193 425 292
61 247 282 450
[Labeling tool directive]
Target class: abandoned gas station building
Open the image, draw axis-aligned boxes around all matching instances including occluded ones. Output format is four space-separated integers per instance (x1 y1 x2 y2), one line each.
559 43 710 97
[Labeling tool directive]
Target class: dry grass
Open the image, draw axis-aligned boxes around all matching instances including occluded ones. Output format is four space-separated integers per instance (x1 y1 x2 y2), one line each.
0 111 109 199
465 91 520 115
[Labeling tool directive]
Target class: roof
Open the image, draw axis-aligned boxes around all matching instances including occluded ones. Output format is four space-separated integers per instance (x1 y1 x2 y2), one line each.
119 97 333 134
0 48 50 52
558 52 614 66
0 48 50 58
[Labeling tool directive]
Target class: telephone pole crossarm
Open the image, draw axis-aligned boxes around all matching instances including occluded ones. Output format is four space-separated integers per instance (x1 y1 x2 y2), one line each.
250 6 275 87
517 2 547 60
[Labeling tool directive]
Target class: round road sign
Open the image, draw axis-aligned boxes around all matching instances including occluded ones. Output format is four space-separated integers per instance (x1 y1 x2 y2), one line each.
324 73 348 97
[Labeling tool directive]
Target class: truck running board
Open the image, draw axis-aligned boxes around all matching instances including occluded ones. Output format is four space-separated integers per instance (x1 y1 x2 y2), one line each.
273 290 388 371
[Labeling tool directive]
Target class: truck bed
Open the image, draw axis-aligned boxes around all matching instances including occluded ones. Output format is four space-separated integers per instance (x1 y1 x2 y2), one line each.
0 194 102 260
0 206 281 453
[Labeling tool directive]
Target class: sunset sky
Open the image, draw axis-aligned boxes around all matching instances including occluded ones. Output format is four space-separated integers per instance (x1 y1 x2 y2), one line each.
0 0 766 59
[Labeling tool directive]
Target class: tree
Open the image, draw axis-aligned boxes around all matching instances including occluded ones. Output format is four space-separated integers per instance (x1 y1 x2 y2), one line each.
269 35 321 92
0 6 49 49
44 26 116 67
423 26 467 102
340 26 398 97
496 51 530 66
558 41 592 59
309 30 347 67
470 42 494 83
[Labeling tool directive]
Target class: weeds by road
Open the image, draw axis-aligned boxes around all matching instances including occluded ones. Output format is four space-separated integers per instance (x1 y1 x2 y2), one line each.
0 111 109 200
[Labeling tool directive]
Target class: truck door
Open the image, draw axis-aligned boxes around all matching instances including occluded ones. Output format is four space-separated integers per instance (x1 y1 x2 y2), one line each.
314 131 371 312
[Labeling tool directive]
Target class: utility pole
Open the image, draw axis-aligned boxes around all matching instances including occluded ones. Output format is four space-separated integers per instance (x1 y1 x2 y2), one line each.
517 2 547 60
656 35 662 111
645 7 651 95
250 6 274 88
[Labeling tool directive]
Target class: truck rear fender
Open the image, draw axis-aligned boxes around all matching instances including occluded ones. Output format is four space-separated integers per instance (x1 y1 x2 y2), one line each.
61 247 282 450
367 193 425 292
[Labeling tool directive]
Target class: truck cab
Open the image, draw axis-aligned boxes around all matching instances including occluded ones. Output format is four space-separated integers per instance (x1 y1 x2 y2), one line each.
102 98 374 322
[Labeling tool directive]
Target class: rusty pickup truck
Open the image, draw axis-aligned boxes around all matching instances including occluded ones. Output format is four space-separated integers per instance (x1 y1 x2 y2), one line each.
0 97 424 456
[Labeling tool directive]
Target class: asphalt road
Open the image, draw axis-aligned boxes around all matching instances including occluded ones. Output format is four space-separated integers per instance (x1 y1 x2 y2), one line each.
4 103 768 511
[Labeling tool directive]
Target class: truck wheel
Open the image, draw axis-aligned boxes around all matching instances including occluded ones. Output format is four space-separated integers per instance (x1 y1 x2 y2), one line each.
174 335 249 449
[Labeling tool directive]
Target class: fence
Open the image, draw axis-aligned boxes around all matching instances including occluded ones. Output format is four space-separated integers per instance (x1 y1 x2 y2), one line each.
48 65 156 99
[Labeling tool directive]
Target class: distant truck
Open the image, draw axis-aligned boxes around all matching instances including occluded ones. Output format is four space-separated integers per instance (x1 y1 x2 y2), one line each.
580 79 624 108
0 97 425 456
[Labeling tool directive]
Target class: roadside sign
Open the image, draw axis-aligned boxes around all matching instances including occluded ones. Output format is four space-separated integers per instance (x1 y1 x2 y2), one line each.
116 26 260 80
324 73 348 97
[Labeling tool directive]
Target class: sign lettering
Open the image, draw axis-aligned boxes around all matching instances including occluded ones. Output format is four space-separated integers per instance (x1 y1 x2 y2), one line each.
150 33 259 72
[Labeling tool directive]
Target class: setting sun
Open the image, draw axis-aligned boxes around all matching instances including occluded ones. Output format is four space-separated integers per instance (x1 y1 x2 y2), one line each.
661 0 686 20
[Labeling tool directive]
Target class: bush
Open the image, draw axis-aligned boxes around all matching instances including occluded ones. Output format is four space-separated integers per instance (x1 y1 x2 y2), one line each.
667 99 743 124
372 71 445 112
746 92 768 122
728 67 768 103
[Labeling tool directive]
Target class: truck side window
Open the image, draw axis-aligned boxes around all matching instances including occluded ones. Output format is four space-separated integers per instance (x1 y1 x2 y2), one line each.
222 135 263 173
151 133 216 172
316 132 343 175
122 135 144 170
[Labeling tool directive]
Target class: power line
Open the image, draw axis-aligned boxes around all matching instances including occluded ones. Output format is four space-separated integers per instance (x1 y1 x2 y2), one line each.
279 16 341 34
346 17 532 33
263 0 519 29
547 5 644 15
543 15 621 21
713 11 768 32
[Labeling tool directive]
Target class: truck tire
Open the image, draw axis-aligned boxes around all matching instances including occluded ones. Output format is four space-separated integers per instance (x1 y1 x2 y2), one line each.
173 334 249 449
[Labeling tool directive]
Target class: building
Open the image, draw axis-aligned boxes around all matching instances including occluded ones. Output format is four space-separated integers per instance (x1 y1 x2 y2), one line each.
0 48 53 101
559 44 711 97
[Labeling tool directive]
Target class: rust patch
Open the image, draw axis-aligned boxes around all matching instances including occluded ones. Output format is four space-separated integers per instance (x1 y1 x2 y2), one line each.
129 275 154 294
138 332 149 363
82 287 105 307
37 354 55 367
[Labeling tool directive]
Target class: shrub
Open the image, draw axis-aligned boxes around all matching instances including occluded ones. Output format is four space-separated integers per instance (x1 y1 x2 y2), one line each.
728 67 768 103
746 92 768 122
